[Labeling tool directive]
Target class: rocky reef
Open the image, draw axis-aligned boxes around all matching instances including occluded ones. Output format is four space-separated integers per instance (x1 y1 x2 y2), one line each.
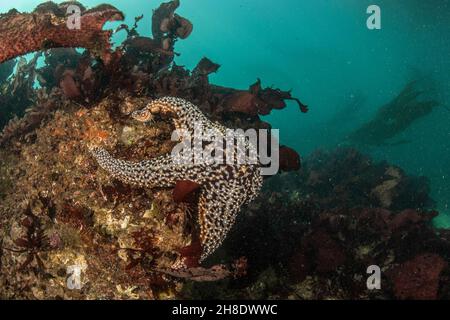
0 1 449 300
185 148 450 300
0 1 305 299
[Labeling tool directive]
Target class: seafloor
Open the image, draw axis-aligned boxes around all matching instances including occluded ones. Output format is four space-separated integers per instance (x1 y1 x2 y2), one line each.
0 1 449 300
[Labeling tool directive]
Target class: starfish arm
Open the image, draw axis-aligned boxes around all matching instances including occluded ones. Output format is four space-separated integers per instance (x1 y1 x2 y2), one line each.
147 97 209 124
196 167 262 261
198 178 247 261
138 97 227 134
90 147 208 188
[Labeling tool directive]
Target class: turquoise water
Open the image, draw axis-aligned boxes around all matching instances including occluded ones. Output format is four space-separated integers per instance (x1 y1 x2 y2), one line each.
5 0 450 225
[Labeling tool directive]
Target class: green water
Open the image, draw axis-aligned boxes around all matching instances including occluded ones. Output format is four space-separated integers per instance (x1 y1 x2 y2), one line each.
4 0 450 225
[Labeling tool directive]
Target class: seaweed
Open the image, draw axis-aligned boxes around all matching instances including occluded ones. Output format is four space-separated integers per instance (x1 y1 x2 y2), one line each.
388 253 447 300
0 2 124 64
0 1 307 164
0 59 15 84
348 79 440 146
4 206 51 272
121 229 160 271
0 89 66 146
0 54 42 129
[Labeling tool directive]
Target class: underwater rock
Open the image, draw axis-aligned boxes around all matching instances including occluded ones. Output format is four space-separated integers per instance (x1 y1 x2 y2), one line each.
389 253 447 300
294 147 434 210
0 98 189 299
288 227 347 283
237 203 450 299
198 146 448 299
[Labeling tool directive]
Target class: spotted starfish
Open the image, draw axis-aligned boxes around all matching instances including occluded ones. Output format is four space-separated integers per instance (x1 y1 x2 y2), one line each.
90 97 263 262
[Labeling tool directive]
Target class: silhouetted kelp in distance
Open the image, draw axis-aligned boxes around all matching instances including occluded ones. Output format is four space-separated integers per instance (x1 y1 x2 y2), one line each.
347 78 441 147
0 59 15 84
0 54 43 129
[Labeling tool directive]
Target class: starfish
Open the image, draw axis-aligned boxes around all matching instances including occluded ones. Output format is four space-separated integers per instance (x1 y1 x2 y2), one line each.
90 97 263 262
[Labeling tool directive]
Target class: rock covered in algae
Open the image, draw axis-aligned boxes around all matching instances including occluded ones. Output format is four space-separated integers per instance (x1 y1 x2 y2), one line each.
0 93 193 299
